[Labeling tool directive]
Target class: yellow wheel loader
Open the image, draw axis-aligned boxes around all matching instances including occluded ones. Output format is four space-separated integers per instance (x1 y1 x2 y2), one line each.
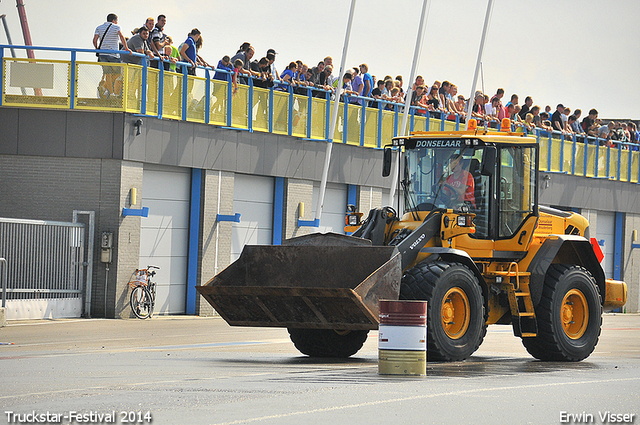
197 124 627 362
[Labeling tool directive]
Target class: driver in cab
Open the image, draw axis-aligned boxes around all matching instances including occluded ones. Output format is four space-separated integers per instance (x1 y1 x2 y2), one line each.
443 155 475 208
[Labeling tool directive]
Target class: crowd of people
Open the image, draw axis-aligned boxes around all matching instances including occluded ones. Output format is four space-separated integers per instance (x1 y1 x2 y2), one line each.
93 13 639 147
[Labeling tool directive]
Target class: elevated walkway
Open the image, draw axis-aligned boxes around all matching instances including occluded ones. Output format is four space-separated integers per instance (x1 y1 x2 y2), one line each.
1 44 639 184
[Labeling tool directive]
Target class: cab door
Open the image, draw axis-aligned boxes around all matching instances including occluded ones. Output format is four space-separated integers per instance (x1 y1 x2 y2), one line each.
455 143 538 258
493 144 538 254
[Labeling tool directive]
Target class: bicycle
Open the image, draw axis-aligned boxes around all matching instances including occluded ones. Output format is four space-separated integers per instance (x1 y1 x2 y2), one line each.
128 266 159 319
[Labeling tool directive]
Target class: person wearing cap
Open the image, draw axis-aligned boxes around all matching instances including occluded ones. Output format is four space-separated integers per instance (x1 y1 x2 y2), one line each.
551 104 565 133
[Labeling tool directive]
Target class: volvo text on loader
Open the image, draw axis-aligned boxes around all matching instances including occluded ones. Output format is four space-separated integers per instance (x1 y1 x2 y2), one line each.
197 120 627 362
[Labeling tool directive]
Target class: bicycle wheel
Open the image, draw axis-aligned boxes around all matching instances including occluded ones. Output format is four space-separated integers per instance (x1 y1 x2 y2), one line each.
130 286 153 319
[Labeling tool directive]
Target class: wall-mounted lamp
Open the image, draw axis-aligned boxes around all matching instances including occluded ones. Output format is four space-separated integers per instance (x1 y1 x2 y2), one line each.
134 118 143 136
632 230 640 250
297 201 319 227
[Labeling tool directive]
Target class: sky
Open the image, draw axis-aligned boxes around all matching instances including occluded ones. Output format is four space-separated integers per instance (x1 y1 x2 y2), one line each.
0 0 639 120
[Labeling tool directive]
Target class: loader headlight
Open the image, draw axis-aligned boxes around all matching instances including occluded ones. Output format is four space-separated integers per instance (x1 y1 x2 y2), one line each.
348 215 359 226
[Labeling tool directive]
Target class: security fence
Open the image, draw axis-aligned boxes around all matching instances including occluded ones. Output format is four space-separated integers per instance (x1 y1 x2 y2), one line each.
0 217 85 319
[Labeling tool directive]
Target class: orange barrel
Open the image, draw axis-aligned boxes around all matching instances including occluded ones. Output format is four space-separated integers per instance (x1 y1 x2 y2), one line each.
378 300 427 376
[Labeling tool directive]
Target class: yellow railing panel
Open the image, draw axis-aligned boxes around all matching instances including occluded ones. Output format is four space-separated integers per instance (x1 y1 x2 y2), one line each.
413 115 427 132
310 97 327 140
3 58 71 109
584 143 597 177
619 149 630 181
145 68 159 116
539 137 549 172
574 142 586 175
549 137 562 172
345 103 361 146
363 107 378 148
231 84 249 129
630 151 640 183
428 117 444 131
380 109 396 143
252 87 270 132
606 147 618 180
333 107 345 143
596 145 609 178
562 139 574 173
186 76 206 123
74 60 123 111
272 90 289 135
210 79 227 125
291 94 308 138
443 119 456 131
122 66 142 113
163 71 182 120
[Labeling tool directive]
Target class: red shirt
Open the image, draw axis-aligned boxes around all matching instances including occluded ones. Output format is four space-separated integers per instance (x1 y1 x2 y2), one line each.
446 170 475 207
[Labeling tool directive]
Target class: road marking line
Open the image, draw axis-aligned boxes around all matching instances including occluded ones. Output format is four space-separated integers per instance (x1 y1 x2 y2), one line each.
211 377 640 425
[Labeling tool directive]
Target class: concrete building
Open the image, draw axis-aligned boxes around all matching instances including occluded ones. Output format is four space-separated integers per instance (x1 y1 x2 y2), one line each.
1 106 638 318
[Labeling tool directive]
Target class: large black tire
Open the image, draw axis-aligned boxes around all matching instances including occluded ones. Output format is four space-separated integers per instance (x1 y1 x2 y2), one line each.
522 264 602 361
400 261 486 361
287 328 369 358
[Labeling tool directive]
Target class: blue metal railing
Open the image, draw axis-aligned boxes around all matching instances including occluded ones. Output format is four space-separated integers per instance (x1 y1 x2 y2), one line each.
2 44 639 184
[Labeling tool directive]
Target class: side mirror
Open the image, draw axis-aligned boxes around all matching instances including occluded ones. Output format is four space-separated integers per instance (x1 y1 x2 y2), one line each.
382 147 392 177
480 146 496 176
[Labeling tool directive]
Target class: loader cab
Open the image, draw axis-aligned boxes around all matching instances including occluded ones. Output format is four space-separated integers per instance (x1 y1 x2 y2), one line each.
390 134 538 244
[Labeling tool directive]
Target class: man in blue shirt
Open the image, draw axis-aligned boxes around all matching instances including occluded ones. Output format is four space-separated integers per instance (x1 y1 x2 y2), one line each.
179 28 201 75
359 63 373 98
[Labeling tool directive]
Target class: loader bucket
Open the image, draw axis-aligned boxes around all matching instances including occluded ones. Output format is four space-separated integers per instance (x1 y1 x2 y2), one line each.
196 233 401 330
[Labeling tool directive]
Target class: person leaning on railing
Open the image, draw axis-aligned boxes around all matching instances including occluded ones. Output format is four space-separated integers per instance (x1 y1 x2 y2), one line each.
249 57 274 89
179 28 201 76
276 62 298 92
122 27 155 66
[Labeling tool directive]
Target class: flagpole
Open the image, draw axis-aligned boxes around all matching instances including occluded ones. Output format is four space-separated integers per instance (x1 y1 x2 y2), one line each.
314 0 357 225
389 0 431 208
465 0 494 130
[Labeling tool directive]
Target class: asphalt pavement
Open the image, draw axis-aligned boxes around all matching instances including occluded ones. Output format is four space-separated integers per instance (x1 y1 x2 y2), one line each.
1 314 639 425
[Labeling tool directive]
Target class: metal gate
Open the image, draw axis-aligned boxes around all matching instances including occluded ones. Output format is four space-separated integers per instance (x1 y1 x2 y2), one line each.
0 217 85 320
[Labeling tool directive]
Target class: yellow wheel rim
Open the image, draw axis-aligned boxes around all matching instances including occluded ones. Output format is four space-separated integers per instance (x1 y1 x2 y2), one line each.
561 289 589 339
441 287 470 339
